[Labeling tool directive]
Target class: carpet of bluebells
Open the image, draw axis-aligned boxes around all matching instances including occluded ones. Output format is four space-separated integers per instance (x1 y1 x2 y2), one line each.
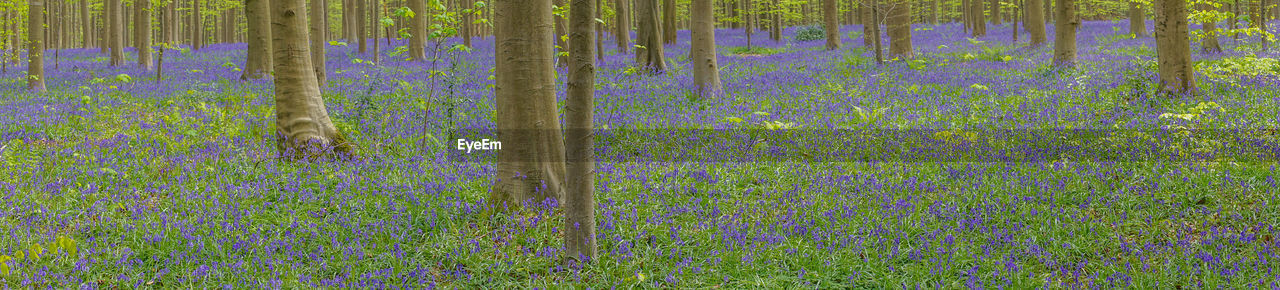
2 20 1280 288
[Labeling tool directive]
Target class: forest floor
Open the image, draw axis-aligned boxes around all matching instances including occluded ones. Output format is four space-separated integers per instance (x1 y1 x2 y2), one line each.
2 21 1280 287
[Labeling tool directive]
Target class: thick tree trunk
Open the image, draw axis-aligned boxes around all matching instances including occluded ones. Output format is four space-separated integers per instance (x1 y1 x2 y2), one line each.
492 0 567 209
272 0 349 158
615 0 631 53
311 0 328 88
863 0 874 45
81 0 92 47
1200 2 1222 53
408 0 427 60
663 0 676 43
635 0 667 73
137 0 152 70
771 0 782 41
825 0 840 50
29 0 47 92
1153 0 1197 95
1129 2 1147 37
1052 0 1077 67
691 0 721 94
992 0 1002 25
971 0 987 36
888 0 912 58
1025 0 1045 45
109 0 125 65
244 0 273 79
357 0 367 53
565 0 598 264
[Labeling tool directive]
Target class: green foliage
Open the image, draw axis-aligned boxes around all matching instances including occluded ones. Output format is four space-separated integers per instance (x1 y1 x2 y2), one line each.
792 25 826 42
726 46 785 56
1196 56 1280 79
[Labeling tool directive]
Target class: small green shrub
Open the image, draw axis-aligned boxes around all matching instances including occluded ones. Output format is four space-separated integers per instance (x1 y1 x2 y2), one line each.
793 25 826 42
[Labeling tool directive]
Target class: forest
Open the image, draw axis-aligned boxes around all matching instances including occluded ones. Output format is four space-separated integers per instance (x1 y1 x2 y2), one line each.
1 0 1279 287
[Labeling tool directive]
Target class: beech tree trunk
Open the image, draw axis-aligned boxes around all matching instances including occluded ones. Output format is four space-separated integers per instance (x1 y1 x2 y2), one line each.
357 0 367 53
311 0 328 87
615 0 631 53
1154 0 1197 95
244 0 273 79
1129 2 1147 37
272 0 349 158
565 0 599 264
29 0 47 92
862 0 874 45
771 0 782 41
825 0 840 50
635 0 667 73
992 0 1002 25
137 0 152 70
109 0 124 65
194 0 204 49
81 0 91 47
492 0 567 209
664 0 676 43
971 0 987 36
1199 2 1222 53
888 0 912 58
408 0 426 60
691 0 721 94
1052 0 1077 67
1025 0 1045 45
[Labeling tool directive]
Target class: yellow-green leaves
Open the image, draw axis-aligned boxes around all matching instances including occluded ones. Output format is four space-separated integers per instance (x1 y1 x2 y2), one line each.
0 255 10 276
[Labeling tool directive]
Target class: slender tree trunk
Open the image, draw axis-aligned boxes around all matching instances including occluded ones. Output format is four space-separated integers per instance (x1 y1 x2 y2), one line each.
1153 0 1196 95
1025 0 1045 45
771 0 782 41
1129 2 1147 37
872 0 883 63
371 0 380 62
691 0 721 94
82 0 92 47
244 0 274 79
463 0 474 47
615 0 631 53
358 0 367 53
272 0 350 157
888 0 912 58
597 0 605 61
825 0 840 50
491 0 567 209
664 0 676 43
194 0 204 49
312 0 328 88
565 0 598 264
971 0 987 36
109 0 125 65
863 0 874 45
137 0 152 70
408 0 427 60
29 0 48 92
635 0 666 73
1200 2 1222 53
1052 0 1077 66
992 0 1002 25
1231 0 1240 42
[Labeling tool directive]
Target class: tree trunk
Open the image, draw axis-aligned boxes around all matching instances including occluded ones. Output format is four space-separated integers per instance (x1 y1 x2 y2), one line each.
408 0 427 59
357 0 367 53
137 0 152 70
29 0 48 92
194 0 204 49
664 0 676 43
1153 0 1196 95
1199 2 1222 53
863 0 874 45
244 0 273 79
691 0 721 94
1025 0 1045 45
825 0 840 50
463 0 474 47
888 0 912 58
371 0 380 62
492 0 567 209
109 0 125 65
771 0 782 41
1129 2 1147 37
615 0 631 53
597 0 605 61
1052 0 1077 66
991 0 1002 25
635 0 667 73
272 0 350 158
311 0 328 88
565 0 598 264
971 0 987 36
872 0 883 63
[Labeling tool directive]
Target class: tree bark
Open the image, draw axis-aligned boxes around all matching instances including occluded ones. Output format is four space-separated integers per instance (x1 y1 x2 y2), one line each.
108 0 125 65
272 0 350 158
245 0 274 79
194 0 204 49
29 0 47 92
1052 0 1077 67
137 0 152 70
615 0 631 53
492 0 567 209
1153 0 1196 95
863 0 874 45
971 0 987 36
663 0 676 43
371 0 380 62
825 0 841 50
1199 2 1222 53
691 0 721 94
991 0 1002 25
408 0 427 60
1025 0 1045 45
597 0 605 61
635 0 667 73
888 0 912 58
357 0 367 53
1129 2 1147 37
311 0 328 87
770 0 782 41
565 0 598 265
